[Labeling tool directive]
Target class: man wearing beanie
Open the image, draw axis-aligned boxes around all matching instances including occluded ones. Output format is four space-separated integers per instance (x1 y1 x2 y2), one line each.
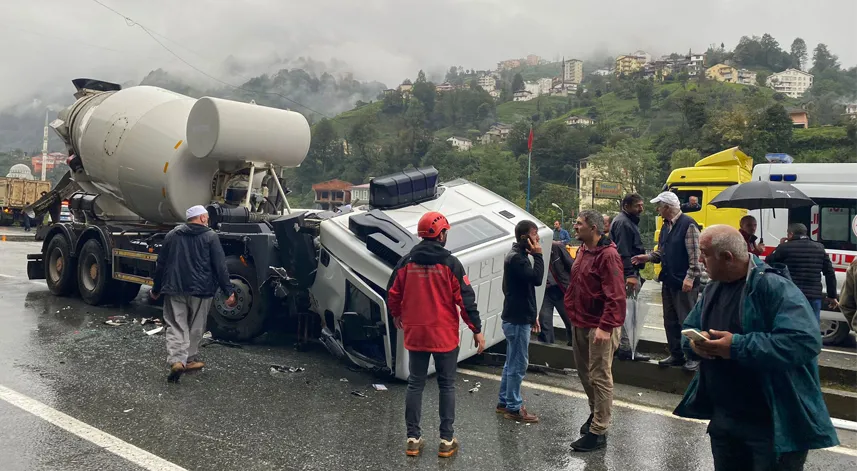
152 205 237 383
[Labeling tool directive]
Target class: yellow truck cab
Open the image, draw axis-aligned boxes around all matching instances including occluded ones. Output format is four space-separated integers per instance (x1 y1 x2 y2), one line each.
653 147 753 276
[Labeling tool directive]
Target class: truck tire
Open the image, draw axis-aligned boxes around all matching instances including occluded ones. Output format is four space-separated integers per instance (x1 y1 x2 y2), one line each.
207 256 268 342
45 235 77 296
77 239 111 305
113 281 141 305
820 319 850 346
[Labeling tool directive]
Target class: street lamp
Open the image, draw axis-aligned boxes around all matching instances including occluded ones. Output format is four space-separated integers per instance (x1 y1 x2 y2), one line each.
551 203 564 228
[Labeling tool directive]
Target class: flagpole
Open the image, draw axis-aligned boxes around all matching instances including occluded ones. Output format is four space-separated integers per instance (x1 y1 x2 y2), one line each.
526 125 533 213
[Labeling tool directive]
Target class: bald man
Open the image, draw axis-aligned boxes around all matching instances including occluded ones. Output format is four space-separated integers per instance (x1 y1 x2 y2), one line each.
674 225 837 471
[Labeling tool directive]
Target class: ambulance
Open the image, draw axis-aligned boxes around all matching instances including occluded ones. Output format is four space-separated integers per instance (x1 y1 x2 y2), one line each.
749 161 857 346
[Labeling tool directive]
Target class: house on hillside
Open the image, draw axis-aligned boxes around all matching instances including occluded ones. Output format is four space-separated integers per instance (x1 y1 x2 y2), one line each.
436 82 455 92
550 81 578 96
845 104 857 119
615 54 646 76
526 54 541 66
489 89 501 99
524 81 541 97
398 79 413 94
478 74 496 91
591 68 612 76
312 179 353 211
513 90 534 102
788 108 809 129
688 52 705 76
766 69 813 98
566 116 594 127
537 78 553 95
349 183 370 205
479 124 513 145
562 59 584 84
447 136 473 151
706 64 738 83
737 69 757 86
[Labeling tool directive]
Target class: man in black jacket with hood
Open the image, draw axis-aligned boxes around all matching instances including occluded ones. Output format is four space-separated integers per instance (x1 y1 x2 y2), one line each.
610 194 650 362
152 205 236 383
766 223 837 321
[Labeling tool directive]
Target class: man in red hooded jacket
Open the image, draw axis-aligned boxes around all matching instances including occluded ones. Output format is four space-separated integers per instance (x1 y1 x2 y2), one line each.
564 209 627 452
387 211 485 459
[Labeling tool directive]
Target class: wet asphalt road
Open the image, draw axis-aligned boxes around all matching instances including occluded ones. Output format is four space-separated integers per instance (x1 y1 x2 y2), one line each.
0 242 856 471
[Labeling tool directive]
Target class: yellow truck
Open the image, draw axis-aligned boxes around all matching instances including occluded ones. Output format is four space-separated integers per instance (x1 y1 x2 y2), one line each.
653 147 753 276
0 178 52 226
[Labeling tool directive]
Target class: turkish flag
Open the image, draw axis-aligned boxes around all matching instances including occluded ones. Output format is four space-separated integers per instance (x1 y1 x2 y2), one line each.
527 127 534 152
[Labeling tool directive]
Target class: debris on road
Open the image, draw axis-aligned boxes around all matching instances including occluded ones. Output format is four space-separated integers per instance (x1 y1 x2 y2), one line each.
201 338 242 349
105 315 130 326
372 384 387 391
270 364 305 373
339 378 349 383
123 409 134 413
202 331 212 339
144 326 164 336
468 382 482 393
350 391 368 398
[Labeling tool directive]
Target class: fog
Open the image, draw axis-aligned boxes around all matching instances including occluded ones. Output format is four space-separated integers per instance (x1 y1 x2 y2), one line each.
2 0 856 110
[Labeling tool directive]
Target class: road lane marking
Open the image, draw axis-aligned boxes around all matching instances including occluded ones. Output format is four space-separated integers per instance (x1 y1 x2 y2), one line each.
0 384 187 471
647 302 663 307
0 274 14 278
459 368 857 457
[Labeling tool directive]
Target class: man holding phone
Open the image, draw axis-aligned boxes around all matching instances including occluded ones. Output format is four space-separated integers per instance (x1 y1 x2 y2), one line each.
564 210 626 452
387 211 485 458
674 225 837 470
497 220 544 424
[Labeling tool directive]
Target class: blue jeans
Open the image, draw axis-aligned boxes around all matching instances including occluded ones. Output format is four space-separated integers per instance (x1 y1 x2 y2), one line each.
810 299 822 322
498 322 531 412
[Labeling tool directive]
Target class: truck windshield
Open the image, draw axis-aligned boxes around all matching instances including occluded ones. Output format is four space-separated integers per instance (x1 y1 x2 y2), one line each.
789 198 857 251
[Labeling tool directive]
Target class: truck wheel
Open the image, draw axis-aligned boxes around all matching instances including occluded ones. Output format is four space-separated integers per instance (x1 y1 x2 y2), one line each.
113 281 141 305
820 319 850 346
45 235 77 296
77 239 111 305
207 256 267 342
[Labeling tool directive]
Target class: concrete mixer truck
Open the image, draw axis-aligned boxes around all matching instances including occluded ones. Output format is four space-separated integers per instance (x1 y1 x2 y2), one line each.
26 79 552 380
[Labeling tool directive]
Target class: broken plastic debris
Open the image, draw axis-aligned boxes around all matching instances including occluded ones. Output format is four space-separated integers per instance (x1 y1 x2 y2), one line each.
350 391 367 398
637 393 643 397
339 378 349 383
145 326 164 336
104 319 128 326
463 379 470 383
123 409 134 413
468 381 482 393
202 331 212 339
372 384 387 391
270 364 305 373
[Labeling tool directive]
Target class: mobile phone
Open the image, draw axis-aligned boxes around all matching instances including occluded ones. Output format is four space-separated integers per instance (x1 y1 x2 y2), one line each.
681 328 708 343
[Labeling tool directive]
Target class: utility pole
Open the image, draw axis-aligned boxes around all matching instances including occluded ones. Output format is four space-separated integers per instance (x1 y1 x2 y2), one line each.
40 109 49 181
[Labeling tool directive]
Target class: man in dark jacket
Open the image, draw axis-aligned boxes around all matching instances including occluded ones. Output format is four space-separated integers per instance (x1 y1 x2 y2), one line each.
676 225 838 470
152 205 236 383
610 193 650 362
564 209 626 452
765 223 837 321
538 241 574 345
633 191 702 371
497 220 544 424
387 211 485 458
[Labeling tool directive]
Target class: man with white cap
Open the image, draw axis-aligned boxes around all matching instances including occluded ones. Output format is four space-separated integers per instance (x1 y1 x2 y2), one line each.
632 191 702 371
152 205 237 383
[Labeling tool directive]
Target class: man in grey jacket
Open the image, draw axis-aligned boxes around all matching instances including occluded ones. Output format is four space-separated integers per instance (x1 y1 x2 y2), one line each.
152 205 236 383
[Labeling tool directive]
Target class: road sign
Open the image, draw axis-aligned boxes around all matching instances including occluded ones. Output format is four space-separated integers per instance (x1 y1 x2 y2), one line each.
593 180 623 200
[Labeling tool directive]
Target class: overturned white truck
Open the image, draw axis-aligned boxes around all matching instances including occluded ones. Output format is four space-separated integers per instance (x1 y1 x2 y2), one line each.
27 79 551 379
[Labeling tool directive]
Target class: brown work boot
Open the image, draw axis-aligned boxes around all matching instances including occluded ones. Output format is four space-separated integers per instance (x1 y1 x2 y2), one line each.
496 403 507 414
438 438 459 458
185 360 205 371
405 437 424 457
167 362 185 383
504 406 539 423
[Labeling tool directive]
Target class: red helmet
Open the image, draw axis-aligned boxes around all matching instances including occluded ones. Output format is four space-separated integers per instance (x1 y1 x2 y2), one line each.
417 211 450 239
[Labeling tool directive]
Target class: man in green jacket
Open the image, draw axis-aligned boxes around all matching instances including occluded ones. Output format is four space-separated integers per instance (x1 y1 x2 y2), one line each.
674 225 838 470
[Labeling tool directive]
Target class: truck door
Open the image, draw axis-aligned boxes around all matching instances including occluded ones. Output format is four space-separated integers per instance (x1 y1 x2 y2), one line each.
337 266 394 374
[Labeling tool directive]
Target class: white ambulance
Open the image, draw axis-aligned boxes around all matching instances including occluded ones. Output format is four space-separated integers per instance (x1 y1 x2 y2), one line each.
749 162 857 346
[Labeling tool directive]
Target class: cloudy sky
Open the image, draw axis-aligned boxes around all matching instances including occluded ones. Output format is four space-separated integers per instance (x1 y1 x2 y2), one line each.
2 0 855 108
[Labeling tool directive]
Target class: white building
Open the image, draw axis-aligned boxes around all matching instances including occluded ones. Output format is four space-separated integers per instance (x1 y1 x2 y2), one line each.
737 68 757 86
688 52 705 76
447 136 473 151
551 81 578 96
524 81 541 97
631 50 652 64
489 89 501 99
478 75 496 91
766 68 814 98
591 68 612 76
565 116 594 127
845 104 857 117
563 59 584 84
350 183 370 204
513 90 535 102
537 77 553 95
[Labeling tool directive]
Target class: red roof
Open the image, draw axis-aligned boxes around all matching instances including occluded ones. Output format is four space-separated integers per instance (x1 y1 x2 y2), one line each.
312 179 353 191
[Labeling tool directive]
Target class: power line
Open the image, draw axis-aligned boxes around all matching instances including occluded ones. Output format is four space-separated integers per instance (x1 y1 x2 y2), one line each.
89 0 331 118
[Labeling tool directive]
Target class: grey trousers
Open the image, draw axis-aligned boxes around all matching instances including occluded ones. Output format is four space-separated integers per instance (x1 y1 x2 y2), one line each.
163 295 213 366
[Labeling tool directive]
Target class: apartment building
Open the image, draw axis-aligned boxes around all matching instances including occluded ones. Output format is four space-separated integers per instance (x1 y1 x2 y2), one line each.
766 68 814 98
563 59 584 84
706 64 737 83
615 54 646 76
737 69 757 86
478 74 496 91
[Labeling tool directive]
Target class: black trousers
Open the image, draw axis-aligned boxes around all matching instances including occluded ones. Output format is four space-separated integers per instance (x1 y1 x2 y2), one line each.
662 283 700 358
406 348 459 441
710 429 807 471
538 285 572 344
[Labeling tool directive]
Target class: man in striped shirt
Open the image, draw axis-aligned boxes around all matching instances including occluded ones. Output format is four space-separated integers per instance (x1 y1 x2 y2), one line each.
632 191 702 372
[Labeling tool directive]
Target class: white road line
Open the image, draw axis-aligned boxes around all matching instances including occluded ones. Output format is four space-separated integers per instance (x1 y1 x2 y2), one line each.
644 325 666 331
647 302 663 307
0 273 15 278
459 368 857 457
0 384 187 471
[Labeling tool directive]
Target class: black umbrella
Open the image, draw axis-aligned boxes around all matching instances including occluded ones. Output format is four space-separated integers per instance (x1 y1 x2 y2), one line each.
708 181 815 242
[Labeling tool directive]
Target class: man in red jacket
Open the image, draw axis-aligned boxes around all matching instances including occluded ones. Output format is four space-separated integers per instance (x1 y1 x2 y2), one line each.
387 211 486 459
564 209 627 452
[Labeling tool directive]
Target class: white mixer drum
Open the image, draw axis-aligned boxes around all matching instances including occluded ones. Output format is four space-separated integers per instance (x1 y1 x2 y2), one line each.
186 97 311 166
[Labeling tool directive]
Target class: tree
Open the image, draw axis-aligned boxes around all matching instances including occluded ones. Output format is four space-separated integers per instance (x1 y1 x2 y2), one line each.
756 104 793 154
416 70 427 83
756 71 770 87
511 73 525 92
635 80 654 115
472 148 522 201
670 149 702 170
790 38 808 70
412 79 436 113
812 43 839 73
678 71 690 89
